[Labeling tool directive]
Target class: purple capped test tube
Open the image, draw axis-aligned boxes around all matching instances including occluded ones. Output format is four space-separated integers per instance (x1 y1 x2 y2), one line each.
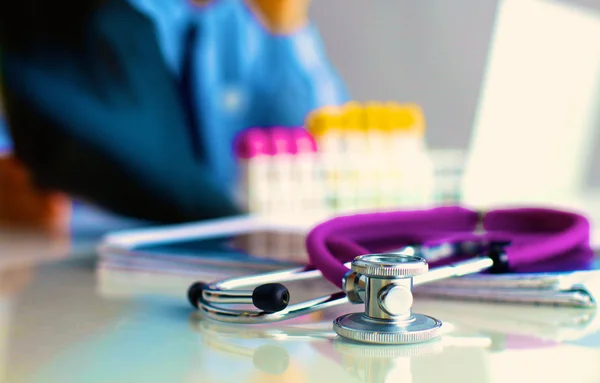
234 127 271 215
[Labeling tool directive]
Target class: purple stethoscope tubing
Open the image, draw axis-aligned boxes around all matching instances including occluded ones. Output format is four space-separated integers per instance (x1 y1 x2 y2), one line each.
305 206 591 289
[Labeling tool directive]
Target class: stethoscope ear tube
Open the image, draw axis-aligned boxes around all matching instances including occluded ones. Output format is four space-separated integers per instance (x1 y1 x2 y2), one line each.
305 206 591 288
305 207 482 289
188 281 291 313
188 264 352 323
491 209 591 268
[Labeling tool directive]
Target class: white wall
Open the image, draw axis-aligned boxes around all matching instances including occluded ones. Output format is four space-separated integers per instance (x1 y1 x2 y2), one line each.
309 0 499 149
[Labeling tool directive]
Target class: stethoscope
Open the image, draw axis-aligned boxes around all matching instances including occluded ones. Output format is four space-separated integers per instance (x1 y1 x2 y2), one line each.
187 206 591 345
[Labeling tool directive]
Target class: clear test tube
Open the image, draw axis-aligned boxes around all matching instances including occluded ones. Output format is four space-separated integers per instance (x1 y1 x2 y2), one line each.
389 104 415 207
233 128 271 256
290 127 326 218
339 102 366 213
267 127 295 218
429 149 467 204
233 127 271 215
368 103 393 210
363 102 390 210
264 128 297 258
383 104 404 208
306 108 344 214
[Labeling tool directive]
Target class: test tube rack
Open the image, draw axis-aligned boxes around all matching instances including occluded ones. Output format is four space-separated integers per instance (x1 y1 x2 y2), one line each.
234 101 465 219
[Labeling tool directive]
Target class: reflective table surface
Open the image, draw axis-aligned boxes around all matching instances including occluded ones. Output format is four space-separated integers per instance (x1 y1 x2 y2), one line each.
3 202 600 383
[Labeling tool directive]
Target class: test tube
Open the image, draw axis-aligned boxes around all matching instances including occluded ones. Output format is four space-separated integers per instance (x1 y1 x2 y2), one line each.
430 149 466 205
338 103 365 213
267 127 295 217
306 108 344 214
370 103 395 210
290 127 326 217
234 127 271 215
363 102 391 211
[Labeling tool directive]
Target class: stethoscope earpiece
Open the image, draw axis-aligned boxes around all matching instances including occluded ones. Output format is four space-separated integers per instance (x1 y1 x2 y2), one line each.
251 283 290 313
188 281 207 309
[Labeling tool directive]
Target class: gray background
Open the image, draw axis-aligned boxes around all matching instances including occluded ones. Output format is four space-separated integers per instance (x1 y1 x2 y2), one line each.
309 0 600 185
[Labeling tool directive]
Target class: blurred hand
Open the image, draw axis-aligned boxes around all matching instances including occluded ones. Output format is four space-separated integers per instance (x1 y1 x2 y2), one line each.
0 156 71 232
246 0 311 34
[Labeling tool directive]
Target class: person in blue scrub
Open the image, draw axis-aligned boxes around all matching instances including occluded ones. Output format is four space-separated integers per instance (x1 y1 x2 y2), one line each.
0 0 348 223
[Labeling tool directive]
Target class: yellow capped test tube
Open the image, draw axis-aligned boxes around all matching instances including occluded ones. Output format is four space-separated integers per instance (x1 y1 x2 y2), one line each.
341 101 365 156
306 106 345 152
372 102 401 209
343 101 363 131
406 103 426 136
306 106 345 213
386 103 409 207
336 102 367 212
306 101 431 213
358 102 388 210
389 103 425 137
363 102 386 145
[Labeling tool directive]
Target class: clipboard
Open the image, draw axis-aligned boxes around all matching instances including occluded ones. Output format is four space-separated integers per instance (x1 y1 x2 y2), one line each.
95 214 335 299
97 215 316 271
413 248 600 308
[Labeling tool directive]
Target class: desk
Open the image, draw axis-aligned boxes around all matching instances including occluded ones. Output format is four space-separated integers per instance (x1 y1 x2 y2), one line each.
2 201 600 383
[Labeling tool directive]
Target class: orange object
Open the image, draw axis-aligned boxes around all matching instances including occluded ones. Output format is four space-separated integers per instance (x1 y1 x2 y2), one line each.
0 155 71 232
246 0 310 34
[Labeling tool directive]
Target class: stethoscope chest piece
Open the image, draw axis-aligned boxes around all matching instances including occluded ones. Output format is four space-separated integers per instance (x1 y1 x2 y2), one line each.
334 254 443 345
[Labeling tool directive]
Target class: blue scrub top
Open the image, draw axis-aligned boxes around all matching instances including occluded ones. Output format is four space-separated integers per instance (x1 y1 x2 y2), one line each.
129 0 349 187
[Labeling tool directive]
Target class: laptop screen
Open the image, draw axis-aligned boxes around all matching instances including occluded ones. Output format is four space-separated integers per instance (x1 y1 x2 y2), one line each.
461 0 600 208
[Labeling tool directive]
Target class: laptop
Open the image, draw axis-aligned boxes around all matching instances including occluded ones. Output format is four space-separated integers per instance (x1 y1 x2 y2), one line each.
461 0 600 208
